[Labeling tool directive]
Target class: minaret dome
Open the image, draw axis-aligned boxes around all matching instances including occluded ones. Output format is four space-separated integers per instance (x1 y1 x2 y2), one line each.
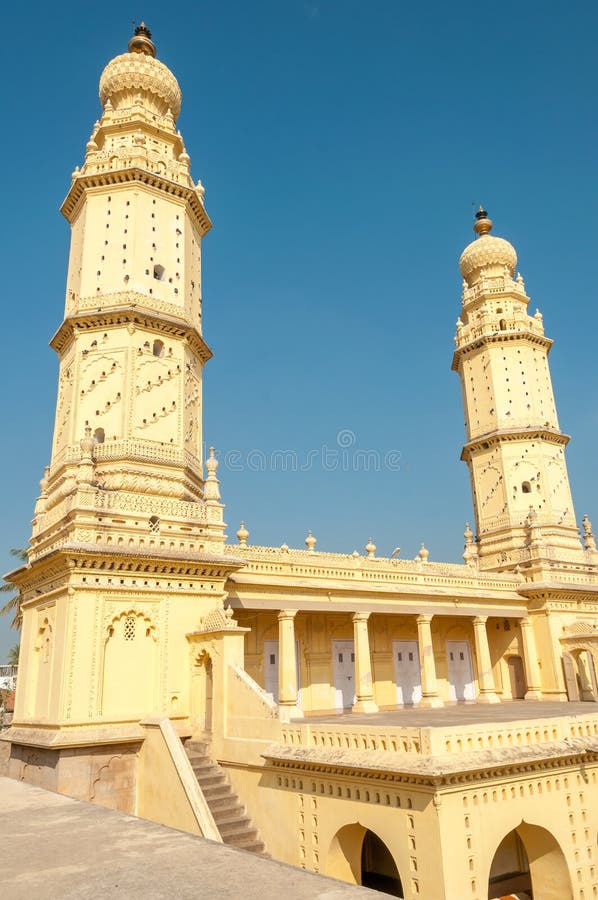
99 24 181 119
459 207 517 287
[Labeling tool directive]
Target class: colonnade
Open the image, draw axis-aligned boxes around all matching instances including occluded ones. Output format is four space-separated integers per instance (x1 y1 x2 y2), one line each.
274 610 543 712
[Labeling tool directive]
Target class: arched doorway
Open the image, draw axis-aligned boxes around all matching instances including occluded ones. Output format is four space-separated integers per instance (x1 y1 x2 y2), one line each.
488 823 573 900
191 650 214 734
327 824 404 897
507 655 526 699
361 830 403 896
575 649 598 701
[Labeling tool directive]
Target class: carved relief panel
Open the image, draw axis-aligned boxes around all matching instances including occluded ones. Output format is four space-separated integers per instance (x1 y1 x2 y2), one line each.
183 347 202 460
133 343 182 443
52 353 75 457
77 348 126 443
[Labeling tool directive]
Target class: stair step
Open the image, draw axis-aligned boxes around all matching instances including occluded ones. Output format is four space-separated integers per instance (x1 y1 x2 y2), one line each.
184 742 267 856
193 771 227 787
191 759 220 773
185 740 211 754
225 835 266 853
201 783 233 799
212 802 244 821
185 750 207 764
217 816 252 835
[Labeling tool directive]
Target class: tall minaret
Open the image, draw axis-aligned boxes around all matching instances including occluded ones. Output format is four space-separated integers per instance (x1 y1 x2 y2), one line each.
32 23 223 559
7 28 243 744
452 208 587 576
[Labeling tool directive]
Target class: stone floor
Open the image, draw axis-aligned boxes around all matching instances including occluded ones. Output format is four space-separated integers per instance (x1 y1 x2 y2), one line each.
0 777 378 899
300 700 594 727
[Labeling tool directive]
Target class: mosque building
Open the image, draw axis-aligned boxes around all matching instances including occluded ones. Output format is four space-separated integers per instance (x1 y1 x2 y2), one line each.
4 25 598 900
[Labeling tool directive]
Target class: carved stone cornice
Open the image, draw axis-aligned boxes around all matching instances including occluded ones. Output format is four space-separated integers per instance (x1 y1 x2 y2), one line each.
452 329 553 371
461 426 570 461
263 736 598 789
9 544 248 592
61 167 211 235
50 307 212 364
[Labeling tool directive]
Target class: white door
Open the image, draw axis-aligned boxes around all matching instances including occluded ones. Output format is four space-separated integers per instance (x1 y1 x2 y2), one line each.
393 640 422 706
264 640 279 700
333 640 355 710
446 640 475 701
264 640 302 707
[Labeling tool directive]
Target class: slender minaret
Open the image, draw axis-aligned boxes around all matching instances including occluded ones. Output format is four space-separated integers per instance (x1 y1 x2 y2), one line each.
7 27 243 751
32 23 222 558
452 208 586 576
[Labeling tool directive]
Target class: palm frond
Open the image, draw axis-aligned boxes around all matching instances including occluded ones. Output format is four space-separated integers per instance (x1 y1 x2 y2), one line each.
0 547 27 630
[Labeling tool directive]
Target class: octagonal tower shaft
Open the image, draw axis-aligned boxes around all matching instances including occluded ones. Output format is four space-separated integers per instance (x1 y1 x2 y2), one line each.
452 211 583 574
30 31 224 563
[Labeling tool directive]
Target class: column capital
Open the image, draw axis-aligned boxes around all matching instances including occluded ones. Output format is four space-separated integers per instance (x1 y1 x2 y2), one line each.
472 615 488 627
520 616 532 628
416 614 433 625
352 611 371 624
277 609 297 622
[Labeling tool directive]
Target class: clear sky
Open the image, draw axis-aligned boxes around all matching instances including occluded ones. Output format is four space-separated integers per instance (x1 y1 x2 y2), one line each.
1 0 598 661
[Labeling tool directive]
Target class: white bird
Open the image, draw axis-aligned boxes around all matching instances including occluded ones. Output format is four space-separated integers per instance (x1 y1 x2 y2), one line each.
391 547 401 557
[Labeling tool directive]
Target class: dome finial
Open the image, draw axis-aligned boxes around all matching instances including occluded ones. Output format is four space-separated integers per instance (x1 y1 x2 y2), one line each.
129 21 156 57
473 206 493 237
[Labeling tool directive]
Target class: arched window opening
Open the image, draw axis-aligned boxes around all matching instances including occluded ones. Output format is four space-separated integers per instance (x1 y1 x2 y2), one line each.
499 319 507 331
149 515 160 534
153 264 165 281
522 481 531 494
152 340 164 358
93 427 105 445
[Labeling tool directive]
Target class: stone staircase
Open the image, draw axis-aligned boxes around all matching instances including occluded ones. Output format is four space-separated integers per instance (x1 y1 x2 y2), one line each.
184 739 268 855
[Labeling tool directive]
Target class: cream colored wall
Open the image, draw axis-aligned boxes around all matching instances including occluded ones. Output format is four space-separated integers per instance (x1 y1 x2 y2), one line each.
137 719 220 839
223 762 445 899
14 575 230 728
461 341 559 443
437 764 598 900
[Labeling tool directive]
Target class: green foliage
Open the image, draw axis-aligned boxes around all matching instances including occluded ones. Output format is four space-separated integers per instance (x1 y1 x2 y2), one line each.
0 549 28 631
6 644 20 667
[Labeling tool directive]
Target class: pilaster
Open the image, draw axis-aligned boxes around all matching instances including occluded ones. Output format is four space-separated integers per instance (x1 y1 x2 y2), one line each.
472 616 500 704
416 615 443 708
351 612 378 714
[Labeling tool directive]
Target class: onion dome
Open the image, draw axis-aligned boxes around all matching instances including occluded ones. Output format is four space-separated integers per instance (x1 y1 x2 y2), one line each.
99 24 182 120
459 207 517 287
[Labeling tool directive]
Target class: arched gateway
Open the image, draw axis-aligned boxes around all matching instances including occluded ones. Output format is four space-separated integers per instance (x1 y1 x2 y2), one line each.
327 824 404 897
488 823 573 900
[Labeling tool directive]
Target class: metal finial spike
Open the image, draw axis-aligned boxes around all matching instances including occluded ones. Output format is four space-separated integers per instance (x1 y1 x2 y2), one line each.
473 206 493 236
129 21 156 56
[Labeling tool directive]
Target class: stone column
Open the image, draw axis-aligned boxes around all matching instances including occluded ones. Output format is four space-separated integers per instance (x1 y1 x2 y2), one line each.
352 612 378 713
416 614 443 708
277 610 303 718
472 616 500 704
520 617 543 700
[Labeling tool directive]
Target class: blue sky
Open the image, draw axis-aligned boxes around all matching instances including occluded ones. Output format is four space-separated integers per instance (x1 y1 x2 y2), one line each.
1 0 598 660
